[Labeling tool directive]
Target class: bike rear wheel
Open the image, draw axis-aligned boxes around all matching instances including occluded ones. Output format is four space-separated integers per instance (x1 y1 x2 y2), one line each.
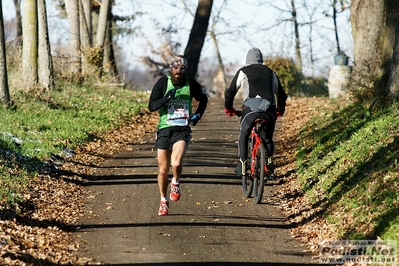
253 144 266 204
242 138 253 198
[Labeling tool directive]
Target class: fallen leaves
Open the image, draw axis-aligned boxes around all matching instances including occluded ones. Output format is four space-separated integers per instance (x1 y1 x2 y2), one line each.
271 97 340 257
0 111 159 265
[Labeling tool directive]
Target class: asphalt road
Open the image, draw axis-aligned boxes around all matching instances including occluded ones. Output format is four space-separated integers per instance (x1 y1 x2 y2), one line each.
74 97 316 265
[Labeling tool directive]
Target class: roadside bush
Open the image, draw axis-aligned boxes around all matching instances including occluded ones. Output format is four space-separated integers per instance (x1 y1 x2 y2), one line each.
265 57 301 96
264 57 328 97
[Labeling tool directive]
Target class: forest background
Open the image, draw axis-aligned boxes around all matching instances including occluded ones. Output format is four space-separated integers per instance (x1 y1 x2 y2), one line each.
2 0 353 96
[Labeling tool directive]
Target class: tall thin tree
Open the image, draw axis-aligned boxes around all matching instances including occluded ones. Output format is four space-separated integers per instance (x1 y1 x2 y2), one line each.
38 0 54 90
0 3 11 107
13 0 22 45
21 0 38 88
291 0 302 72
95 0 111 76
65 0 82 74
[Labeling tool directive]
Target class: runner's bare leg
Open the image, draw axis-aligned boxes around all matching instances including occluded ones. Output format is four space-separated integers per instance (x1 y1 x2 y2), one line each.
170 140 187 182
157 149 171 198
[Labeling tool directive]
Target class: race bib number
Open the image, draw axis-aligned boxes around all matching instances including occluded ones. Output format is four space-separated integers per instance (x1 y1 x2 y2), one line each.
166 103 189 126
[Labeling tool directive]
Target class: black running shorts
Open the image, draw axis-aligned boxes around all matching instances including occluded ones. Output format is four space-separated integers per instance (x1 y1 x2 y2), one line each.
154 126 192 150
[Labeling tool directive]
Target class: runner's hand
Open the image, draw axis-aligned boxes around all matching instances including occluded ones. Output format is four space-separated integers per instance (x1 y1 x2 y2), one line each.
189 113 200 126
164 89 177 102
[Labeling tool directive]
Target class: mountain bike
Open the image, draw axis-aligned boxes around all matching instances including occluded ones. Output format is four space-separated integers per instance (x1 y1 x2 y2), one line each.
236 111 274 204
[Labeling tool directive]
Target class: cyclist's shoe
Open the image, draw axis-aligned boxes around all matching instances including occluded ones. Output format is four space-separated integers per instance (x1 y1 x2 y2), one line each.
234 159 246 176
170 182 180 201
158 200 169 216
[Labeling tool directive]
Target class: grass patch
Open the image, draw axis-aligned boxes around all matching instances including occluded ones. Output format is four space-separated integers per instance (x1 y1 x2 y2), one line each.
0 85 149 205
297 99 399 241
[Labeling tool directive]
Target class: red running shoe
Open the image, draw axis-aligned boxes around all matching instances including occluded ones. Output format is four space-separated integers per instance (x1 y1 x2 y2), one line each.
170 182 180 201
158 200 169 216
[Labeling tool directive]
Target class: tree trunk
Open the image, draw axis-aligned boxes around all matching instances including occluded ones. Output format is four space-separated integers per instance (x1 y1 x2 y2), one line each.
96 0 109 48
351 0 399 100
184 0 213 78
22 0 38 88
291 0 302 72
0 4 11 107
332 0 341 54
388 25 399 99
80 0 92 49
38 0 54 90
387 0 399 99
65 0 82 74
350 0 385 78
79 0 93 75
13 0 22 45
103 16 119 79
95 0 110 76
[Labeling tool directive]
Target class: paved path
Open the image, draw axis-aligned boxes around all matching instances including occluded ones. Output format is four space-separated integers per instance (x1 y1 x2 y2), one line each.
74 97 316 265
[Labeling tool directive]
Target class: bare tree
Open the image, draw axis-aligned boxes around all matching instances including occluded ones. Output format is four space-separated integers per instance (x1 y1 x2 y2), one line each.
208 0 228 93
95 0 110 50
181 0 227 89
64 0 82 74
302 0 325 77
265 1 304 72
184 0 213 78
38 0 54 90
21 0 38 88
0 3 11 107
95 0 116 78
80 0 92 49
139 26 183 77
103 15 118 79
13 0 22 45
290 0 302 72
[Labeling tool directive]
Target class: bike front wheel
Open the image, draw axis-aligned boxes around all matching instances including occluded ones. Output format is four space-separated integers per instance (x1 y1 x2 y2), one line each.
253 144 266 204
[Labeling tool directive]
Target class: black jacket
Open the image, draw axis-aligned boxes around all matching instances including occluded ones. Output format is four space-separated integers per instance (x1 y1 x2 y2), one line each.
225 64 287 115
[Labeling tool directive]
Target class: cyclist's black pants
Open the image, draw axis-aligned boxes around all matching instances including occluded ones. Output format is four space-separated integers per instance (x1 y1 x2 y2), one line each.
238 107 276 161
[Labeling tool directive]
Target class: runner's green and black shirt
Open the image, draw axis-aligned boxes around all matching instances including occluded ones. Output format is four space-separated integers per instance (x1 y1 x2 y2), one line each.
148 76 208 130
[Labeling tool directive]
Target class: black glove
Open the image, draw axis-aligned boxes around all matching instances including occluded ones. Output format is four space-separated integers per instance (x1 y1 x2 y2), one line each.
164 88 177 103
189 113 200 126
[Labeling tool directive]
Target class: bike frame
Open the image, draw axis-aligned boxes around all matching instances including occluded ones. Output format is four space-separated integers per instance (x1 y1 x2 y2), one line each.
249 119 270 178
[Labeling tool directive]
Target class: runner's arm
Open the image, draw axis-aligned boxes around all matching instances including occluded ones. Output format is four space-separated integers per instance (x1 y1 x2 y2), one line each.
224 70 242 109
148 77 168 112
190 79 208 117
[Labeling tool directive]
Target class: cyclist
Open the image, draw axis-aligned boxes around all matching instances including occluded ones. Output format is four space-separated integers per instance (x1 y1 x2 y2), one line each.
148 54 208 216
224 47 287 176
